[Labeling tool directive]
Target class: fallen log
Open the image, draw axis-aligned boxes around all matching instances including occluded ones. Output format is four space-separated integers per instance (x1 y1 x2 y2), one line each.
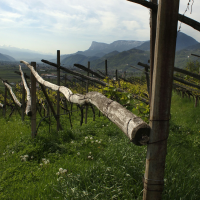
20 60 150 146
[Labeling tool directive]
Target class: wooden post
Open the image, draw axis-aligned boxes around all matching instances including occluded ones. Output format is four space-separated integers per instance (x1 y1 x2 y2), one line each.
40 84 63 130
21 83 25 121
57 50 60 131
143 0 180 199
149 0 158 108
145 66 150 95
105 60 107 76
85 61 90 124
31 62 37 138
3 84 7 117
64 74 67 114
116 69 118 81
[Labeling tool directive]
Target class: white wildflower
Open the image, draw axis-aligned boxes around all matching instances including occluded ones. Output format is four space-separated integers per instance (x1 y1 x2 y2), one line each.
71 141 74 143
3 153 5 155
91 141 94 143
62 169 67 174
88 156 91 159
40 163 43 167
98 141 101 144
89 152 92 155
12 151 14 154
56 172 60 176
95 140 98 143
59 168 63 172
90 137 93 140
85 136 88 139
31 156 34 159
77 152 80 155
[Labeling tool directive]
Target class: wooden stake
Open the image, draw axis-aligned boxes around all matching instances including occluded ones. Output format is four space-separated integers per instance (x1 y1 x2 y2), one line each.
105 60 107 76
31 62 37 138
3 84 7 117
57 50 60 131
85 61 90 124
149 0 158 107
21 83 25 121
143 0 180 199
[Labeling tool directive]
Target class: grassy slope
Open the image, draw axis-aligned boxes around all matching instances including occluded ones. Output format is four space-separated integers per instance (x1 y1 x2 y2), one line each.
0 91 200 200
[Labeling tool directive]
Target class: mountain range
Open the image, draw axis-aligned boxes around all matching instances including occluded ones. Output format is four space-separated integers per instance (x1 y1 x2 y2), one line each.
0 32 199 71
0 46 55 63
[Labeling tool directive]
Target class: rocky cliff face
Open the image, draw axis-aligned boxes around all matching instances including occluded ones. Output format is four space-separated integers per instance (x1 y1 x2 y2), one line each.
88 40 145 53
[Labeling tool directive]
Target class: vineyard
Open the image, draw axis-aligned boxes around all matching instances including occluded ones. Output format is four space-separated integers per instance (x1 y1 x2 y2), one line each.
0 55 200 199
1 0 200 199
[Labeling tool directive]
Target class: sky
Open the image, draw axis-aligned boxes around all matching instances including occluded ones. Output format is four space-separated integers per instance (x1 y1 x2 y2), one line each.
0 0 199 55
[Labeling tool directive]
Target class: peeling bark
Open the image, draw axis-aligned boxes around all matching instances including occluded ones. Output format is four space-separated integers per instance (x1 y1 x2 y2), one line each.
19 65 32 116
20 60 150 145
3 82 22 108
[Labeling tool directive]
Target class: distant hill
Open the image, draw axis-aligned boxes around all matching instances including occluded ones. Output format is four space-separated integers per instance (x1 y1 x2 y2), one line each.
0 53 15 61
91 49 149 71
0 46 55 62
61 54 99 67
135 32 199 51
61 48 149 71
175 47 200 68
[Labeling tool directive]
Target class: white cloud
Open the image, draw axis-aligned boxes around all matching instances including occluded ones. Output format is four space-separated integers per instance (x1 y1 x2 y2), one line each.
0 0 199 54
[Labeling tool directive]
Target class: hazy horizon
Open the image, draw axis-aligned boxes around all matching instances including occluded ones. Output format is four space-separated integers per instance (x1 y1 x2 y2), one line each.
1 0 200 55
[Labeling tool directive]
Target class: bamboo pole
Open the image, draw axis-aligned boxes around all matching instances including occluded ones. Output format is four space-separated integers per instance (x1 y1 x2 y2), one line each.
57 50 60 131
143 0 180 199
31 62 37 138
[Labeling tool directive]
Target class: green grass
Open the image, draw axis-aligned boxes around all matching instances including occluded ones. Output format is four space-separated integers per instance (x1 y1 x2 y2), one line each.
0 91 200 199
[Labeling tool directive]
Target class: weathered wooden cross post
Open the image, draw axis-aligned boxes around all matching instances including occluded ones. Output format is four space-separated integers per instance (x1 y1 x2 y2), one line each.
143 0 180 199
